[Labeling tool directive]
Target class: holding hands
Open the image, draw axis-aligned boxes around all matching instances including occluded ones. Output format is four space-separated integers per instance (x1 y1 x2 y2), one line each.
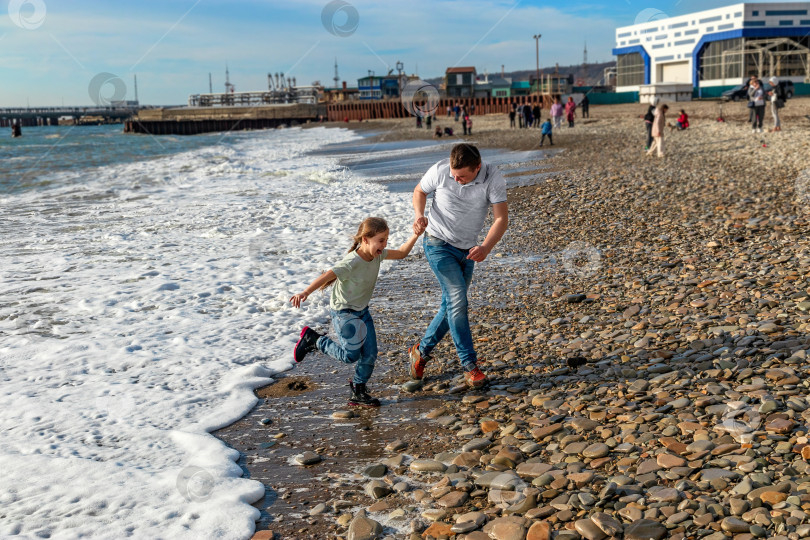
413 217 428 236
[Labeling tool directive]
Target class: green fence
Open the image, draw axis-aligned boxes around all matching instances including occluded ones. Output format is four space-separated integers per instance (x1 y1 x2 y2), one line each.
571 88 639 104
696 82 810 99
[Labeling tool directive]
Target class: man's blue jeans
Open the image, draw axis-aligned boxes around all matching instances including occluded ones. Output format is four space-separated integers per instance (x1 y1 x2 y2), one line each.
419 235 477 371
317 307 377 384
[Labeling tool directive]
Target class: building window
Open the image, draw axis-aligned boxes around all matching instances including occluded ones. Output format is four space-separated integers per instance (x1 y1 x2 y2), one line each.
652 44 665 49
674 32 681 37
617 52 645 86
752 10 759 16
686 29 700 36
700 37 743 80
674 38 696 46
655 34 667 40
628 39 640 44
706 27 714 32
669 21 688 29
699 15 722 23
718 23 734 30
802 20 810 25
766 10 807 16
779 20 794 26
734 12 742 17
743 21 766 27
618 31 632 38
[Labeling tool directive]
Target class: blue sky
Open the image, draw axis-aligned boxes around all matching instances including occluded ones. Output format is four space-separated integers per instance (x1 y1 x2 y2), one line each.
0 0 790 106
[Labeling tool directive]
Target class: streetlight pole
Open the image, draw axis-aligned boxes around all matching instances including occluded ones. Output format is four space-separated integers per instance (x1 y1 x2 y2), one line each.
533 34 542 95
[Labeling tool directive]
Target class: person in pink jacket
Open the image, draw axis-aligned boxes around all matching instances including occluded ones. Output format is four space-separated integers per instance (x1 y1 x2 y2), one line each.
565 96 577 128
550 97 564 129
646 104 668 158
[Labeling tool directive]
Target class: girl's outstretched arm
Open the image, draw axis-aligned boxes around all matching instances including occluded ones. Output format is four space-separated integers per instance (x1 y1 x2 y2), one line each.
386 231 422 260
290 269 336 308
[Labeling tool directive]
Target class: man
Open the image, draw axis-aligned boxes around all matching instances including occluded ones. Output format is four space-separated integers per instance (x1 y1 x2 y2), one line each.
581 95 590 119
409 144 509 388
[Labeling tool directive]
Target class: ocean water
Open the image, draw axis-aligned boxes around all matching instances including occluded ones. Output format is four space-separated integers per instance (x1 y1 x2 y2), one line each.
0 124 417 539
0 123 550 538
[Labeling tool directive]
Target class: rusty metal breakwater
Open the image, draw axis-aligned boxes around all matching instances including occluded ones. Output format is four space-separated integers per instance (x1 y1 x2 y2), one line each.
327 94 555 122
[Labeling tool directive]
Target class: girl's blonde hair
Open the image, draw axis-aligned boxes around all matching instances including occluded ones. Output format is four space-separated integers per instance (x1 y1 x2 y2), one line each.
319 217 389 290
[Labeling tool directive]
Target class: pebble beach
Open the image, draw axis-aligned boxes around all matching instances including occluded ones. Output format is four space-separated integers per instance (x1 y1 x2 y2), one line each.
246 97 810 540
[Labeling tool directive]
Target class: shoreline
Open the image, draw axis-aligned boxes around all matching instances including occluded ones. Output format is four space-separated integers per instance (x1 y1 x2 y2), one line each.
230 97 810 539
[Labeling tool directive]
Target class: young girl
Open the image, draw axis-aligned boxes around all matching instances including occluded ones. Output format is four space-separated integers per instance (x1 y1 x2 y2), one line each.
290 217 423 407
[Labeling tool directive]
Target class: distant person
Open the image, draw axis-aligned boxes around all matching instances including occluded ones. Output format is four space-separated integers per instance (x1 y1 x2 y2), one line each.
426 114 432 130
517 104 524 128
675 109 689 130
508 108 516 128
746 75 762 123
11 124 22 138
643 104 655 150
462 114 469 135
523 105 533 128
750 79 765 133
434 126 443 138
565 96 577 128
465 115 473 135
768 76 785 132
532 104 542 127
581 95 590 118
646 103 668 158
444 127 454 136
551 97 564 129
416 115 422 129
408 143 509 389
454 103 460 122
539 119 553 146
290 217 424 407
447 105 452 117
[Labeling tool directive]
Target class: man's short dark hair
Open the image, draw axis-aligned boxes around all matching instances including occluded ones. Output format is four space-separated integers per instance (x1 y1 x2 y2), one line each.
450 143 481 170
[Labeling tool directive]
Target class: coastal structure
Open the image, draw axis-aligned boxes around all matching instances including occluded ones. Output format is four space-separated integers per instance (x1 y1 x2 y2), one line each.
125 103 321 135
613 2 810 97
188 72 320 107
445 67 477 97
0 105 138 127
322 81 359 103
357 74 401 100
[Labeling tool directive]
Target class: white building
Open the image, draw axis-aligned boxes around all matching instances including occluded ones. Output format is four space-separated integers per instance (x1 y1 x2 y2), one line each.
613 2 810 97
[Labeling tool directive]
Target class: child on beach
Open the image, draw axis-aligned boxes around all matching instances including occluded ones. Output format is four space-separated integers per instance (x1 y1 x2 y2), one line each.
290 217 424 407
550 98 564 129
539 119 553 146
675 109 689 130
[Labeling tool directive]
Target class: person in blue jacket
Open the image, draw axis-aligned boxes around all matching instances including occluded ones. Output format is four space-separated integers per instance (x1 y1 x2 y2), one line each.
539 119 553 146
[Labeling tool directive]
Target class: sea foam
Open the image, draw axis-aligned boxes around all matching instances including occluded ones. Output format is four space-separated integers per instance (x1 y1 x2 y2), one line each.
0 126 416 538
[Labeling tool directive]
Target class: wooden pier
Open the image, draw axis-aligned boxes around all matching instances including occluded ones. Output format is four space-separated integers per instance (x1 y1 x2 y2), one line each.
326 94 556 122
125 104 323 135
